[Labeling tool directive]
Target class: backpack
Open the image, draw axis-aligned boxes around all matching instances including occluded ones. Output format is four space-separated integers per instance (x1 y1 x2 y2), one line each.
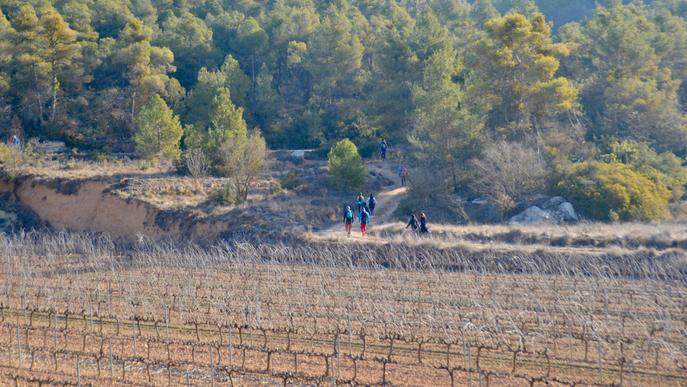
360 211 369 223
345 210 353 220
369 196 377 206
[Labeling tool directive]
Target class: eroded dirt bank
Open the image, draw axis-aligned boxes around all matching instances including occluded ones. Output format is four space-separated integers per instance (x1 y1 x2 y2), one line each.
0 174 235 240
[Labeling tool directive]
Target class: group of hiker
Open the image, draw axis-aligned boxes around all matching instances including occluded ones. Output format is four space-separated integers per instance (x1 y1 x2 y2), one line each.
342 193 429 237
406 212 429 234
340 139 430 237
343 193 376 237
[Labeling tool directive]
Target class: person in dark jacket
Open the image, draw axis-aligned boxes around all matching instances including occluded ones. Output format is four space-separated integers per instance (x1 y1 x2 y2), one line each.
343 206 354 236
419 212 429 234
406 213 418 231
359 206 371 237
379 139 387 160
367 194 377 215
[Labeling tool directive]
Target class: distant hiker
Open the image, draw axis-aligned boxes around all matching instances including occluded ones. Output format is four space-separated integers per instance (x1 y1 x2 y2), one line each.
359 206 370 237
406 213 418 231
380 139 387 160
356 193 366 213
419 212 429 234
8 135 19 147
343 206 354 236
400 165 409 187
368 194 377 215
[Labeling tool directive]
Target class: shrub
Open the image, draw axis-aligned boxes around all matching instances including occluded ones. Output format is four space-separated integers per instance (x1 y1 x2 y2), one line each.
0 143 24 171
599 139 687 200
555 161 671 221
210 183 238 206
184 148 210 177
280 170 303 190
468 142 549 214
327 139 367 192
218 129 267 203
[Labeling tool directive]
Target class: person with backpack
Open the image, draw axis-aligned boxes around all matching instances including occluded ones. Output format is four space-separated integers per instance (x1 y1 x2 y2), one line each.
406 213 418 231
367 194 377 215
342 206 354 236
359 206 371 237
419 212 429 234
379 139 387 160
356 193 366 213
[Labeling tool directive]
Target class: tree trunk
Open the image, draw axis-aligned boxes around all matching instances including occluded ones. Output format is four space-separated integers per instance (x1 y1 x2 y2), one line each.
131 89 137 128
51 72 58 122
34 68 45 126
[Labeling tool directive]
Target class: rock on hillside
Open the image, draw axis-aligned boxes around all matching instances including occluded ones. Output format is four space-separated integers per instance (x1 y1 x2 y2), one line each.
509 197 579 225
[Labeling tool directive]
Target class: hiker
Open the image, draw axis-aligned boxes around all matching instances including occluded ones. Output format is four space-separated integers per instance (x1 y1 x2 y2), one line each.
400 165 409 187
359 206 371 237
368 194 377 215
406 213 418 231
342 205 354 236
379 139 387 160
356 193 366 213
419 212 429 234
8 135 19 147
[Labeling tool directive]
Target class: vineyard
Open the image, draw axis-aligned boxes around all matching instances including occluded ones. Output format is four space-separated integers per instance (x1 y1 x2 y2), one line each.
0 233 685 386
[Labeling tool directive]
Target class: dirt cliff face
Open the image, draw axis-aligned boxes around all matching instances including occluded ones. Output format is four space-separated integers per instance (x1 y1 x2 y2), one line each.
0 174 234 241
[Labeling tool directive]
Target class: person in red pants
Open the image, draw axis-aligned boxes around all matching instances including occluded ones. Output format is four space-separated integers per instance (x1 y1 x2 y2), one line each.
359 206 370 237
342 206 354 236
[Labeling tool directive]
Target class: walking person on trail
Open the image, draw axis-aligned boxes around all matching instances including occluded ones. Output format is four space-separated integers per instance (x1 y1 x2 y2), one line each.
419 212 429 234
406 213 418 231
8 135 20 147
359 206 371 237
368 194 377 216
356 193 366 213
379 139 387 160
342 206 355 237
400 165 409 187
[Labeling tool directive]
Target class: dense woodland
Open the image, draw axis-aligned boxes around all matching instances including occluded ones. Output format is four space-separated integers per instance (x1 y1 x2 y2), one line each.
1 0 686 221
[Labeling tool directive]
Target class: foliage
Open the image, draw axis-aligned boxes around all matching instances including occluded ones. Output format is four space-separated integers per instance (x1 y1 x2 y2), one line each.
218 129 267 203
598 139 687 200
184 88 248 173
468 142 549 214
327 139 366 192
133 94 183 161
555 161 671 222
0 143 24 172
411 46 484 190
183 147 209 178
564 2 687 155
466 12 577 146
210 183 238 206
0 0 685 222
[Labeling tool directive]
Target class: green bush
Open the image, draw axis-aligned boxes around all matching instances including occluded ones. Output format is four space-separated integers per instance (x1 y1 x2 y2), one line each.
555 161 671 221
210 183 238 206
599 139 687 200
0 143 25 173
280 170 303 190
327 139 367 192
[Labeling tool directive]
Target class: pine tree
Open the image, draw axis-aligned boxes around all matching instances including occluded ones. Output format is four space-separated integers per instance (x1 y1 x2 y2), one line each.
134 94 183 160
467 12 577 149
470 0 499 28
573 3 687 153
411 47 484 189
39 7 82 122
